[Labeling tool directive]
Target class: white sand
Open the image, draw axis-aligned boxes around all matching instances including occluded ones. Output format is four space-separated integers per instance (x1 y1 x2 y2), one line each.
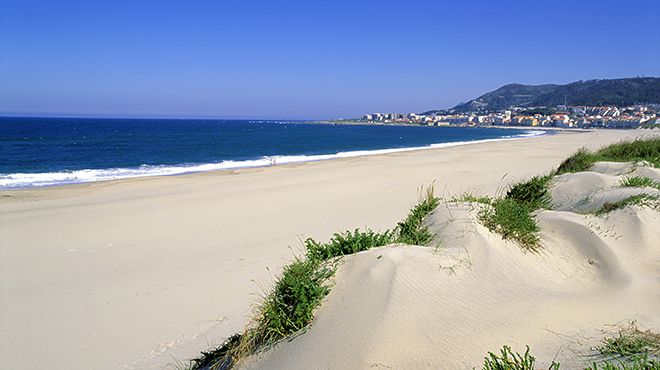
0 129 657 370
241 162 660 370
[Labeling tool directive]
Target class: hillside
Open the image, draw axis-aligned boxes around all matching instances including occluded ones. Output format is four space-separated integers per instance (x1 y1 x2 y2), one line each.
450 77 660 112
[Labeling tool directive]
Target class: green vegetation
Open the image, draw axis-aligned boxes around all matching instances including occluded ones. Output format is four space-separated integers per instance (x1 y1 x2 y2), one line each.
475 174 552 250
556 148 594 174
586 323 660 370
239 258 334 355
505 175 553 210
587 356 660 370
482 346 560 370
597 323 660 357
557 138 660 175
395 187 440 245
596 194 660 215
187 187 440 369
620 176 660 190
188 334 241 370
305 229 394 262
482 328 660 370
451 192 493 204
599 333 655 357
479 198 541 250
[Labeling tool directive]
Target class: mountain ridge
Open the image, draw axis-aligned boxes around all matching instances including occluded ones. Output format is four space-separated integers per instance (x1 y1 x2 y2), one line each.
443 77 660 113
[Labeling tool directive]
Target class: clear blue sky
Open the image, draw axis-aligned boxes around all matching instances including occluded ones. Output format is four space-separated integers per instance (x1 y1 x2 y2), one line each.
1 0 659 119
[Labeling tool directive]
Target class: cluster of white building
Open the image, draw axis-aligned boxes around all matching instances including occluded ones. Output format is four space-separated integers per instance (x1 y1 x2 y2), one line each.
361 104 659 129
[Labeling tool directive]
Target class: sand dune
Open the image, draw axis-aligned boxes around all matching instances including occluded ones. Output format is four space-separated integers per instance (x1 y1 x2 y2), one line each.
1 130 658 370
551 162 660 213
240 163 660 369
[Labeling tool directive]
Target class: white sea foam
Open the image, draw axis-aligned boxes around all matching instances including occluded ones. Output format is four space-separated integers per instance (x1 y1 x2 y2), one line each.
0 130 545 189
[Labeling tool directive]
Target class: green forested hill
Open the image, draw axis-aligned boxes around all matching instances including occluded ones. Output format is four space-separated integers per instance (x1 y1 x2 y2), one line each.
450 77 660 112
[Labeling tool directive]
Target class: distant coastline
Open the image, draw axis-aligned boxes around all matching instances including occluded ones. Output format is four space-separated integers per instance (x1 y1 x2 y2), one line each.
306 119 580 131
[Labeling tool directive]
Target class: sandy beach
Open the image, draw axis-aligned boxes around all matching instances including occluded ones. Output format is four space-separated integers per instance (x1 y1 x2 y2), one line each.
1 129 658 370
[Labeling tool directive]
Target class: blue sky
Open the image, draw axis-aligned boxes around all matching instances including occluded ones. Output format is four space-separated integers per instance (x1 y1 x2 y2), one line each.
1 0 659 119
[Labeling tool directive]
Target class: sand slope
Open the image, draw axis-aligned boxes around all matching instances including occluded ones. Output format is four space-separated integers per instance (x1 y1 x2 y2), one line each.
240 164 660 370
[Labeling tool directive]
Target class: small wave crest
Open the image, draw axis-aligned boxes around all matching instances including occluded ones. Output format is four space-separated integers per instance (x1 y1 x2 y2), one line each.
0 130 545 189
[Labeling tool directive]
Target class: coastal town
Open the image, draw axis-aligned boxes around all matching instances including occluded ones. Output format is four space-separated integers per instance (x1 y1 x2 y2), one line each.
359 104 660 129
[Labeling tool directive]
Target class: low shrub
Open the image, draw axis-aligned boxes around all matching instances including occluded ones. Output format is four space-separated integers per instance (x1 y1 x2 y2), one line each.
305 229 394 262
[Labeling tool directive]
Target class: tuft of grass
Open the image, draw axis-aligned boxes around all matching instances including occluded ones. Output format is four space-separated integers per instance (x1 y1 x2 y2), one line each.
587 355 660 370
395 186 440 245
557 148 594 174
596 194 660 215
479 198 541 250
482 345 560 370
620 176 660 190
450 192 493 205
188 334 241 370
505 175 553 210
305 229 394 262
557 138 660 175
239 258 335 356
468 175 551 250
597 323 660 357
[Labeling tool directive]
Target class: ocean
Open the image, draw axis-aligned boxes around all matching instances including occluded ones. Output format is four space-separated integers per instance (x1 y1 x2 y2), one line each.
0 117 545 189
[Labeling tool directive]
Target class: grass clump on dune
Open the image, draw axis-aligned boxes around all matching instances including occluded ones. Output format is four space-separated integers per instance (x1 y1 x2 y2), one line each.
588 356 660 370
305 229 394 262
187 258 334 370
482 345 560 370
188 334 241 370
557 138 660 175
598 323 660 357
468 173 553 250
556 148 597 174
596 194 660 215
476 175 551 250
239 258 334 353
395 186 440 245
479 198 541 250
620 176 660 190
588 323 660 370
450 192 493 204
505 175 553 210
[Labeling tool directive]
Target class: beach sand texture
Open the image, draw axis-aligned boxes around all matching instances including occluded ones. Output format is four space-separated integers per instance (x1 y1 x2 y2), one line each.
0 129 658 370
241 161 660 369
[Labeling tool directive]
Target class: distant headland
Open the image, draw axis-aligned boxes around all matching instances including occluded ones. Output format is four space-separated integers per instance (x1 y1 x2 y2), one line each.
336 77 660 129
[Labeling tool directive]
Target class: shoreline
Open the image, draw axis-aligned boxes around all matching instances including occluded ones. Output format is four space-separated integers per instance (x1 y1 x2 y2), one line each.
0 127 549 191
1 129 657 370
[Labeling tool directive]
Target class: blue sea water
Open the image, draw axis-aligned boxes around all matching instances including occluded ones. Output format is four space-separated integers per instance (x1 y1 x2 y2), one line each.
0 117 545 189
